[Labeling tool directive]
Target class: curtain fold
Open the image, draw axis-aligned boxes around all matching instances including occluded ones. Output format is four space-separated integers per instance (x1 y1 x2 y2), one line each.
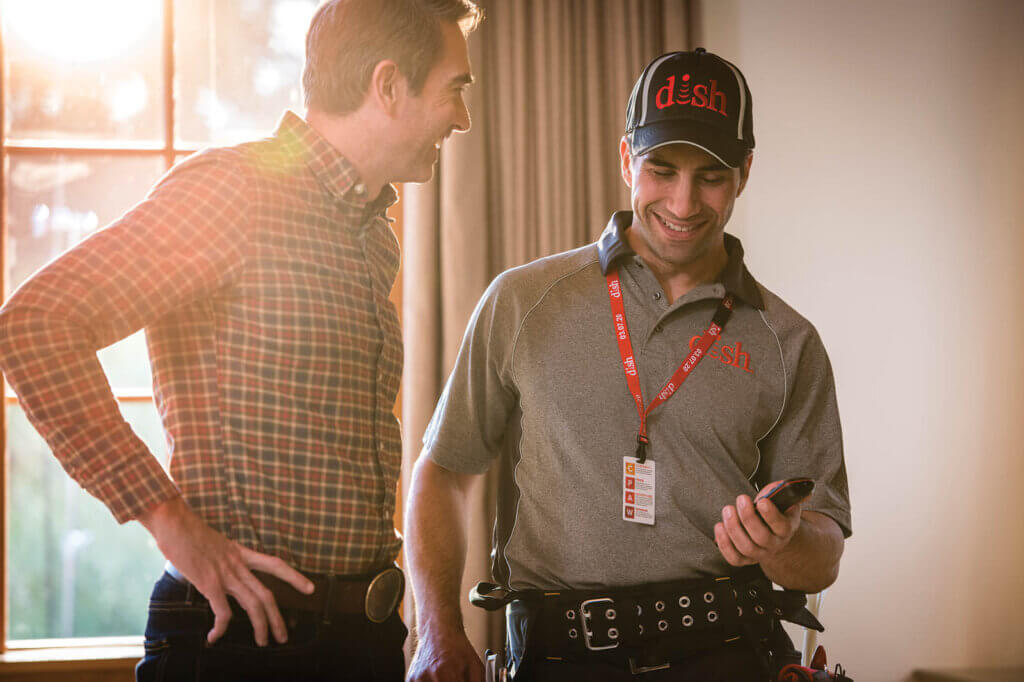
402 0 691 656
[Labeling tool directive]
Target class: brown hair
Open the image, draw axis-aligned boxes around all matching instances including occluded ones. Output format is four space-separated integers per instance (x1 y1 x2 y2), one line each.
302 0 482 115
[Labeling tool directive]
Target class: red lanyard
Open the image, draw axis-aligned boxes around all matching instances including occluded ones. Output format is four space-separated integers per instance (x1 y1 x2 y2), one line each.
606 269 734 462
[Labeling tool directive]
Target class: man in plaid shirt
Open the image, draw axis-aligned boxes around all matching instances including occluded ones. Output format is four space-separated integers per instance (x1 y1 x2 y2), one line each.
0 1 481 679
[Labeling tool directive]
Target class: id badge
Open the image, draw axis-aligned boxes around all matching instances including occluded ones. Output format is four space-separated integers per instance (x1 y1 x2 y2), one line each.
623 456 655 525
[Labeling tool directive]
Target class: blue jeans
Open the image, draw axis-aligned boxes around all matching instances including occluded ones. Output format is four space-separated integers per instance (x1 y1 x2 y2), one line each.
136 571 407 682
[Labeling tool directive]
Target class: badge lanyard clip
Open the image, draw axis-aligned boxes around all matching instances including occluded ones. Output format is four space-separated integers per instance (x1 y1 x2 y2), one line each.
635 433 650 463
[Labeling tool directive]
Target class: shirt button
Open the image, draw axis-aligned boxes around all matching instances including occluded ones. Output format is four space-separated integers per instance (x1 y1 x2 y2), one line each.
653 292 662 301
354 183 367 195
655 324 663 333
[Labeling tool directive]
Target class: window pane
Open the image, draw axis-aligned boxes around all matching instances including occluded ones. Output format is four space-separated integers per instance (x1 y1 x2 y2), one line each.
6 154 167 293
2 0 163 143
6 154 166 390
7 401 168 640
97 331 153 391
175 0 316 145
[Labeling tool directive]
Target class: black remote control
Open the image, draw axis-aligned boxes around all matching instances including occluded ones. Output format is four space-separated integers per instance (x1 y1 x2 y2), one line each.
756 478 814 515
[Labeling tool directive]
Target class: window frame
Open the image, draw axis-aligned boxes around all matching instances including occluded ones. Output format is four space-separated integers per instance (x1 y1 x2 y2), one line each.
0 0 197 666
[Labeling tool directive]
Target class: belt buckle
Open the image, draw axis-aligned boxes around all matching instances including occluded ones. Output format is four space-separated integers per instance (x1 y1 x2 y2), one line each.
629 658 671 674
364 567 404 623
580 597 619 651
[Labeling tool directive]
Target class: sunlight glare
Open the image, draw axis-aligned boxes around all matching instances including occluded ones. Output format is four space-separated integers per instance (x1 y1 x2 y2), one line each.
3 0 160 63
269 0 317 58
108 73 149 121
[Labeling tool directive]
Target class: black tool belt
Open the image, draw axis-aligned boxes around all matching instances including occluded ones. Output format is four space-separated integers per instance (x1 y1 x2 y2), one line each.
471 568 821 675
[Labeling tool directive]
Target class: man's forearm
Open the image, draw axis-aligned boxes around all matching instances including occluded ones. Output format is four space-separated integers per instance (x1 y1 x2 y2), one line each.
0 308 180 522
760 511 844 592
405 457 477 637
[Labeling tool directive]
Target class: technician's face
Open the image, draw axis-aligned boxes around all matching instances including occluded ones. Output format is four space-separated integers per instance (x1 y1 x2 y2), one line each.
392 22 473 183
620 140 752 278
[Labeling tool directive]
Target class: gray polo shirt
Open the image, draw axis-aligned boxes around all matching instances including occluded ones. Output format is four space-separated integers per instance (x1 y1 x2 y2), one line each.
423 211 851 591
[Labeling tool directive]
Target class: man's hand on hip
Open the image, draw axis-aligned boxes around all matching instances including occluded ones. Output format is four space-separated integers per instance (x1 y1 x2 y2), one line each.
138 496 314 646
714 480 802 567
406 626 485 682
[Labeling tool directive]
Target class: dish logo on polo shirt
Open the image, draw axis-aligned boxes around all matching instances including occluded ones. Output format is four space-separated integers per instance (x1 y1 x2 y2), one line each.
656 74 728 117
689 335 753 373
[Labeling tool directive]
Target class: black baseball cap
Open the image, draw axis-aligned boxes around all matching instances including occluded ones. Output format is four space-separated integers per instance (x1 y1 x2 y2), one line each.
625 48 754 168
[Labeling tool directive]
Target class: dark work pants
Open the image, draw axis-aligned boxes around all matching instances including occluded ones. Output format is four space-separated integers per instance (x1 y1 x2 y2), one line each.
136 570 407 682
506 598 770 682
524 641 767 681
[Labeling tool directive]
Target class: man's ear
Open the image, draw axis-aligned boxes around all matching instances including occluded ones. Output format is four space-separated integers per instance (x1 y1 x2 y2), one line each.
736 152 754 196
368 60 406 115
619 137 634 188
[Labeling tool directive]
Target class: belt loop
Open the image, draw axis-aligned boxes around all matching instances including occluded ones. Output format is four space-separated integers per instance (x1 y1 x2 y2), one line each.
321 575 335 625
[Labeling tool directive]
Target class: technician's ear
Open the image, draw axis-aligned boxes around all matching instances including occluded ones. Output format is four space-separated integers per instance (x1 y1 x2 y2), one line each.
367 60 408 115
619 137 634 188
736 153 754 196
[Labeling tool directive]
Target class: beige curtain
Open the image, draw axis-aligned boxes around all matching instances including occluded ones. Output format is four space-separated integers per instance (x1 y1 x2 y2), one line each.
401 0 692 656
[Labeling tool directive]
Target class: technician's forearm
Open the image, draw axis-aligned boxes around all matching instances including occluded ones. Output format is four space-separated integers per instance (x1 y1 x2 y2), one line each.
760 511 844 593
405 457 476 637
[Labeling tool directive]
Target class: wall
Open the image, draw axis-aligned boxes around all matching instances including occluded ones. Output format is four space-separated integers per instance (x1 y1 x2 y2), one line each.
696 1 1024 679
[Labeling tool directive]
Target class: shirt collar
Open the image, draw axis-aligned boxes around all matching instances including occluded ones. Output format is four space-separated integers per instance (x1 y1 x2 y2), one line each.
597 210 765 309
275 111 398 217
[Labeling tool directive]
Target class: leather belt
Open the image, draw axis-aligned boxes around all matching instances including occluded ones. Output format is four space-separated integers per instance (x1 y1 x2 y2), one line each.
475 568 823 677
165 561 404 623
532 573 778 656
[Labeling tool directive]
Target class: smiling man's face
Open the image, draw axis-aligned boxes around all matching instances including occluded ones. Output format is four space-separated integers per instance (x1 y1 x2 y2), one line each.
390 21 473 183
620 139 752 289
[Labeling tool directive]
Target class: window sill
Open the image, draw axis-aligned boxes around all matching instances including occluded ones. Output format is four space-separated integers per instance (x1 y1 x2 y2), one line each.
0 637 141 673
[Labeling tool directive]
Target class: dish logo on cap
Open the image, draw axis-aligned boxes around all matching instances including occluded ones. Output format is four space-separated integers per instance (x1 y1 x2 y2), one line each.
655 74 728 117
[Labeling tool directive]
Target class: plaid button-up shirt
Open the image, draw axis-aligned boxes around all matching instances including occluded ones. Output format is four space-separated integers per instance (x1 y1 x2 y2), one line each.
0 112 403 574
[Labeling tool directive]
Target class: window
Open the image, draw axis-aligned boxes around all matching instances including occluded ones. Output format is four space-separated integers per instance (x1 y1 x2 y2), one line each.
1 0 317 661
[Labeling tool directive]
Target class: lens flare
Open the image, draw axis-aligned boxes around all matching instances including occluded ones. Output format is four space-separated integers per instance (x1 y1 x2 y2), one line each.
3 0 160 63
